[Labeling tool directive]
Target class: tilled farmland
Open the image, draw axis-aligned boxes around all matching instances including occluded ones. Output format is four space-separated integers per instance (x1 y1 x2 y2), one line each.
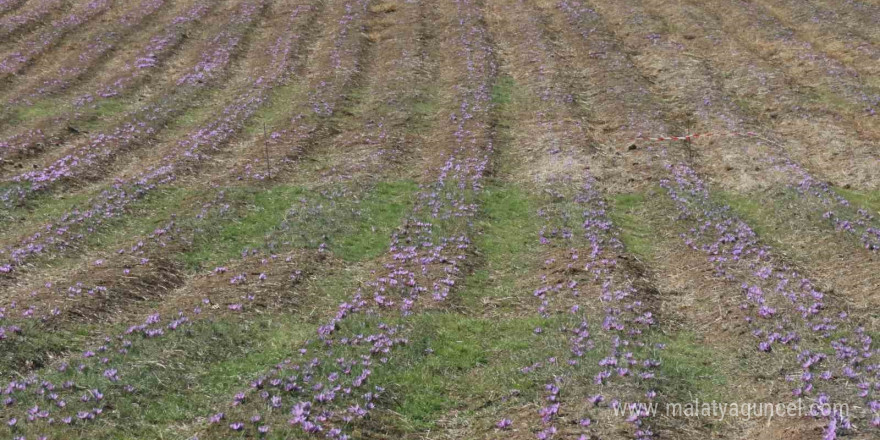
0 0 878 439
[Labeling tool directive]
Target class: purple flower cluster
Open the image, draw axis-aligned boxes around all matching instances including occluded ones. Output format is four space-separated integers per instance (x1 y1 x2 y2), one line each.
76 2 212 105
0 0 112 77
660 162 879 436
307 0 366 117
175 2 263 87
0 323 22 342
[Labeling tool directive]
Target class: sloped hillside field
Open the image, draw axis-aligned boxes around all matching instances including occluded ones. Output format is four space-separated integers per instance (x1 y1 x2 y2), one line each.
0 0 878 439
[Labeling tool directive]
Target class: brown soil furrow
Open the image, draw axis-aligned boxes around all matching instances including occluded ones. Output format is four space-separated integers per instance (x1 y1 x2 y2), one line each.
0 0 117 85
589 0 880 188
0 0 66 42
213 1 439 188
584 0 880 310
0 0 225 167
0 0 27 19
0 0 267 195
753 0 879 73
809 0 880 44
529 1 683 192
630 0 880 190
0 0 172 105
683 0 880 120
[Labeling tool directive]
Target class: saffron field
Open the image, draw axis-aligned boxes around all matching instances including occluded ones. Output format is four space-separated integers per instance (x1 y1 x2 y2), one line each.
0 0 878 439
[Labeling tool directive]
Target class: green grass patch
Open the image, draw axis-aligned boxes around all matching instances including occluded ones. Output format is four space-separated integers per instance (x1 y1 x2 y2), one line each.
477 184 539 267
244 82 306 136
609 191 657 259
0 189 94 239
491 75 516 107
718 186 880 258
82 186 194 249
79 97 130 131
2 179 416 278
9 99 66 123
179 185 307 271
833 186 880 215
372 313 565 429
335 180 419 261
1 184 197 270
197 319 312 394
336 83 369 123
0 321 97 375
165 96 222 133
180 180 418 271
406 85 441 134
459 184 541 308
90 97 127 121
713 188 874 258
298 258 368 313
153 79 249 140
713 190 774 237
650 331 730 403
809 85 858 115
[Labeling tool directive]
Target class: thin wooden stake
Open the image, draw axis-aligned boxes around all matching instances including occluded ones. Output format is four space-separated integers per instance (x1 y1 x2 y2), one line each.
686 123 694 161
263 122 272 180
